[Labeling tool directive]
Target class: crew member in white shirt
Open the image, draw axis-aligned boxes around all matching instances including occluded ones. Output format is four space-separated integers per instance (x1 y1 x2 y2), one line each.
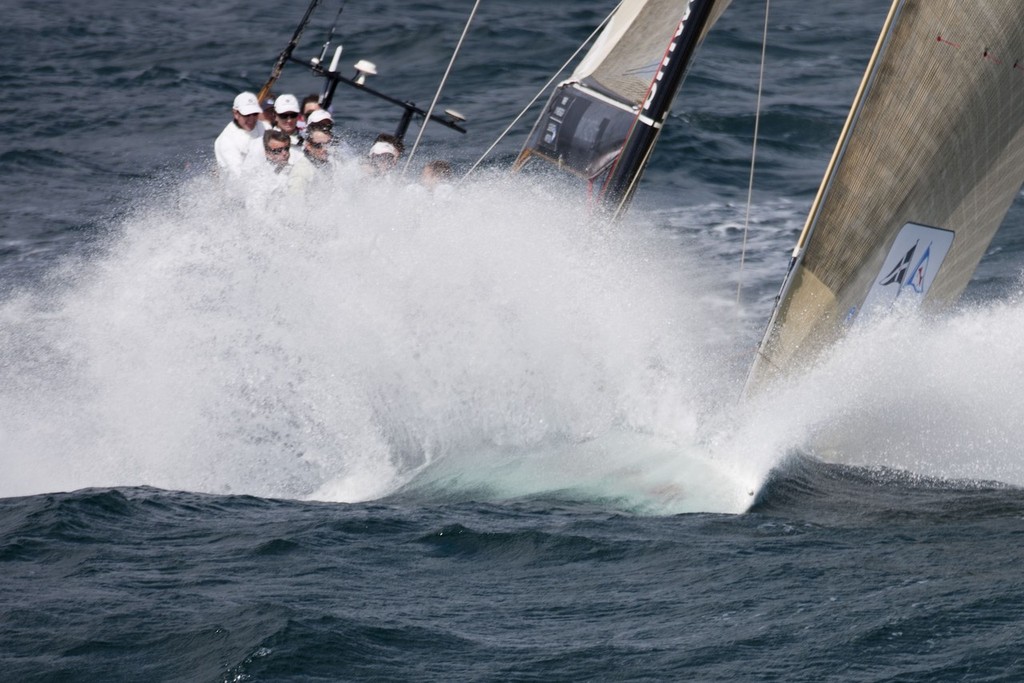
214 91 266 178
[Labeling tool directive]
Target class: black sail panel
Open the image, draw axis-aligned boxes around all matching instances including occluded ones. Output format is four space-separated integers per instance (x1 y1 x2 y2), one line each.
514 0 732 213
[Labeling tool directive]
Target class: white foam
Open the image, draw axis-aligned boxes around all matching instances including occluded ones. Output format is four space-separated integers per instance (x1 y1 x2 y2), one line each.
0 169 757 510
730 291 1024 488
5 168 1017 511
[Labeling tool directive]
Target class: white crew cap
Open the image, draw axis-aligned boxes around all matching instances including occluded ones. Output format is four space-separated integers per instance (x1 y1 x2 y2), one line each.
369 141 399 157
307 109 333 125
274 94 300 114
232 92 261 116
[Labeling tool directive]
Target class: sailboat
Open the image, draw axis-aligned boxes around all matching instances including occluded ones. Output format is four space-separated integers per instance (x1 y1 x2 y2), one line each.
513 0 733 218
745 0 1024 393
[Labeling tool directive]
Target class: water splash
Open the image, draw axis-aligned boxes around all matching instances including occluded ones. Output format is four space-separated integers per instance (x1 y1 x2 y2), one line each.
6 167 1019 512
729 293 1024 489
0 168 761 512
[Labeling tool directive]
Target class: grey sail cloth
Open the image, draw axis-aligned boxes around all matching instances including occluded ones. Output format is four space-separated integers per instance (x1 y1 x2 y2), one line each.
746 0 1024 392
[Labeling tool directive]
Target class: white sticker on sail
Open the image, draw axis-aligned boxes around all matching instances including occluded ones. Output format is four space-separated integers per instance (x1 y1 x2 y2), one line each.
859 221 955 318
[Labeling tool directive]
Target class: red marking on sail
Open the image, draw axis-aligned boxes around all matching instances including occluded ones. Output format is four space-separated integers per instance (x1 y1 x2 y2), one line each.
936 35 960 48
983 49 1003 65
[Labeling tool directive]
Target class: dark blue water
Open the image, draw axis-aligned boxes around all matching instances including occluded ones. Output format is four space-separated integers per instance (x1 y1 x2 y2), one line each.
4 0 1024 680
5 469 1024 681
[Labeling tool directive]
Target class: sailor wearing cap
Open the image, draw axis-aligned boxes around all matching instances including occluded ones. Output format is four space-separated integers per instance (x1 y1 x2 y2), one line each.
365 134 403 176
302 109 356 165
258 94 277 129
305 108 333 133
214 91 267 178
272 94 303 147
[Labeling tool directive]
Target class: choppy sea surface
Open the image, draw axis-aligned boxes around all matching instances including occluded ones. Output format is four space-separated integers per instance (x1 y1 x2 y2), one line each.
4 0 1024 680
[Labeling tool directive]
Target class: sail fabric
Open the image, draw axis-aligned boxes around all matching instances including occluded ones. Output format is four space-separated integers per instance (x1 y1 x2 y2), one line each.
514 0 731 191
573 0 728 106
747 0 1024 389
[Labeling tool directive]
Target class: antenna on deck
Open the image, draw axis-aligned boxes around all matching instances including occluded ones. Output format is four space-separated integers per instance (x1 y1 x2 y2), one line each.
353 59 377 86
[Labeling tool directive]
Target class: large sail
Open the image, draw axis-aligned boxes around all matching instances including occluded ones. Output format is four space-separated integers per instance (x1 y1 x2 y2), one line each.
746 0 1024 391
513 0 732 216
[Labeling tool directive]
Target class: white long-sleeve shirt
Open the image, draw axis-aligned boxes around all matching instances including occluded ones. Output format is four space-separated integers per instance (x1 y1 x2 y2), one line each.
214 120 266 178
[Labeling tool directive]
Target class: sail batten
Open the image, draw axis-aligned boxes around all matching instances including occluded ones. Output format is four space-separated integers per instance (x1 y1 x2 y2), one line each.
746 0 1024 392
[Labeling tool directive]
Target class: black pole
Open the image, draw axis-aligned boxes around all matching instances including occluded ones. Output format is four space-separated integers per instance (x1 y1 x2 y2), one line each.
394 107 416 141
601 0 717 214
293 56 467 135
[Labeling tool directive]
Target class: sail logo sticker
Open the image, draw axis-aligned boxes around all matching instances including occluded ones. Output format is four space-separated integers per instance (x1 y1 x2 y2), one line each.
642 1 694 114
903 243 933 293
861 221 954 315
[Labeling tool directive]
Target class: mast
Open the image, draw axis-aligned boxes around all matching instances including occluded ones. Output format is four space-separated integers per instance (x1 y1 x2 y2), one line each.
602 0 720 217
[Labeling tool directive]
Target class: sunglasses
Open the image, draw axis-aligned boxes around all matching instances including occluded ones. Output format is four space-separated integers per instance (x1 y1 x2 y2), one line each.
265 146 290 155
277 112 299 119
308 141 330 150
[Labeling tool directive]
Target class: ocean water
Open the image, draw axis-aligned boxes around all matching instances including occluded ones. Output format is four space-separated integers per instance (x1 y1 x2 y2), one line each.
3 0 1024 680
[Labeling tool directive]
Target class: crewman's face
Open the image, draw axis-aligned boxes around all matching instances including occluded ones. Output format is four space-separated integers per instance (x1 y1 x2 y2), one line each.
305 131 331 162
233 110 259 131
370 153 397 174
276 111 299 133
264 140 291 167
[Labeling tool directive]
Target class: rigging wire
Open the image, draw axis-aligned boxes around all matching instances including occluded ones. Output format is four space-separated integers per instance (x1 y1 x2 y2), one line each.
460 2 622 180
404 0 482 172
736 0 771 307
